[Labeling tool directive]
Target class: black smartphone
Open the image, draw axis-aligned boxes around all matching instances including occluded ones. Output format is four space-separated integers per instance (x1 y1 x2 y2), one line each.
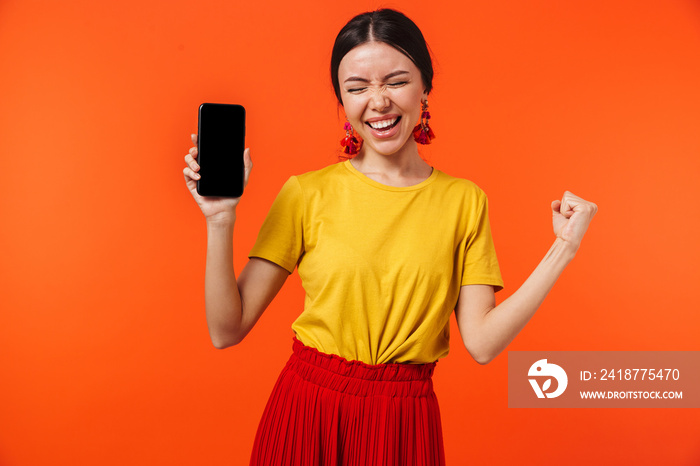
196 103 246 197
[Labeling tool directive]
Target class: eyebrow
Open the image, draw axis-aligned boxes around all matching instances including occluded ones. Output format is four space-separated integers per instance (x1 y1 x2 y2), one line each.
343 70 410 84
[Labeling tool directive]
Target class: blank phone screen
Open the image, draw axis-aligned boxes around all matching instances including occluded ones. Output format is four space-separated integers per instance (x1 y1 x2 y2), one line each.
196 103 245 197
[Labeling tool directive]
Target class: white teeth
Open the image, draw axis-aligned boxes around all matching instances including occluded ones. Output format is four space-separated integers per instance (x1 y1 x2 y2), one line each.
368 117 397 130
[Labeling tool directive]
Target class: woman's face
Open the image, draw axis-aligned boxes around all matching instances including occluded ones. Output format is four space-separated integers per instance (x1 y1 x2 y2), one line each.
338 41 427 158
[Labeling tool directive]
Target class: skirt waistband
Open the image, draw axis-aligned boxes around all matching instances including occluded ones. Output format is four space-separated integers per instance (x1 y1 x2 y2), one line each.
289 336 437 398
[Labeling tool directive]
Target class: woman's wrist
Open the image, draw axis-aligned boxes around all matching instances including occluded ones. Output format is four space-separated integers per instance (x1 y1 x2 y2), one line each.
550 237 578 264
206 212 237 229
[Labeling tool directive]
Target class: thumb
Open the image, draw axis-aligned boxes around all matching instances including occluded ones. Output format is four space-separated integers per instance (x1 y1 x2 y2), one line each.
551 199 561 213
243 147 252 165
242 148 253 188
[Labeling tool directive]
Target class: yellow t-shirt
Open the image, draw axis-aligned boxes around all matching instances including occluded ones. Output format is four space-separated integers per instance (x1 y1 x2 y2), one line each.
248 159 504 364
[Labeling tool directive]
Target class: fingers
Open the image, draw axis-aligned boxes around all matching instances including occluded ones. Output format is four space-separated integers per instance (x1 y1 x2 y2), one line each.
183 165 200 180
559 191 578 219
556 191 598 218
184 146 201 180
185 152 200 171
183 144 199 180
191 133 198 145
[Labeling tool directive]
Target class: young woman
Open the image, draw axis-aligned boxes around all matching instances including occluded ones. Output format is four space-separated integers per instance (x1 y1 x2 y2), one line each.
183 9 597 466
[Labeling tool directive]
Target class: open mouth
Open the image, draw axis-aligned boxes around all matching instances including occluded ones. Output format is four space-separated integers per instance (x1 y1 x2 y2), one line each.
366 116 401 132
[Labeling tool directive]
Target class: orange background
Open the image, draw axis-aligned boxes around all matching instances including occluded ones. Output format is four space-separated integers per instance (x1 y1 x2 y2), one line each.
1 0 699 464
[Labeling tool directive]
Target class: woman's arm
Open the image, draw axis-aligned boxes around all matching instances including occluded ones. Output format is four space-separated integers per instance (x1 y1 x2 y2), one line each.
184 135 291 349
205 218 290 349
454 191 597 364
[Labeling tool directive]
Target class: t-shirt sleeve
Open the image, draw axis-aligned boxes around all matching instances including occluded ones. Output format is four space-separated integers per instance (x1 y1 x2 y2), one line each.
247 176 304 274
461 192 504 292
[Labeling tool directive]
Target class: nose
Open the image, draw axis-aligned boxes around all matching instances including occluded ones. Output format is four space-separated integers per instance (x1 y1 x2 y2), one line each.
368 87 390 111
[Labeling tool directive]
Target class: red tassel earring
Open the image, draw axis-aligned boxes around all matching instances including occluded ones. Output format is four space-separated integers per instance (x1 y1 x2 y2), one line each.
340 120 362 157
412 99 436 144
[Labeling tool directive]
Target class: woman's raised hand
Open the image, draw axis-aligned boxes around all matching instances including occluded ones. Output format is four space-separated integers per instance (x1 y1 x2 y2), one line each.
551 191 598 252
183 133 253 224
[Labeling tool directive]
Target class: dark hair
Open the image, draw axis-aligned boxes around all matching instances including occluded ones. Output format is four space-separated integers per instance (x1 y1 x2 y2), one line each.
330 9 434 106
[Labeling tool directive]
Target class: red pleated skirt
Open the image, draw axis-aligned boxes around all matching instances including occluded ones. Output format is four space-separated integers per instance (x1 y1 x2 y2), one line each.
249 335 446 466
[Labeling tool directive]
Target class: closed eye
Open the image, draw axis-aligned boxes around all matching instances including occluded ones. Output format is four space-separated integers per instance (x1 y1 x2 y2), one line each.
346 81 408 93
